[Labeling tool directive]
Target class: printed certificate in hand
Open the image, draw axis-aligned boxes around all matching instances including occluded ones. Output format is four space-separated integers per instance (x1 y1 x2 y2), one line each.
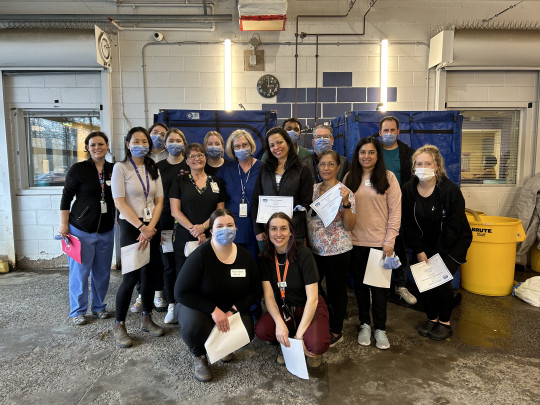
410 253 453 293
256 195 294 224
120 242 150 275
161 230 173 253
310 183 343 228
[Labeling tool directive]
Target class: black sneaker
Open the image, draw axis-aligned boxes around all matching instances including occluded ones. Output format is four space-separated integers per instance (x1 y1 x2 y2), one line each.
428 323 453 341
418 320 438 337
330 333 343 347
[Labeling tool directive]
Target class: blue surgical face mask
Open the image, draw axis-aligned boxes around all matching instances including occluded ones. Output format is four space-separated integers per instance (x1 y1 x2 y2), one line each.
130 145 149 158
234 147 252 162
151 135 165 150
206 146 223 158
213 226 236 245
381 134 397 147
287 130 300 144
314 137 331 153
166 143 184 156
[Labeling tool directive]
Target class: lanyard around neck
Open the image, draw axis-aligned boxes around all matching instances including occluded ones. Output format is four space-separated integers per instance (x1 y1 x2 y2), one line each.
274 253 289 300
238 161 253 203
129 157 149 202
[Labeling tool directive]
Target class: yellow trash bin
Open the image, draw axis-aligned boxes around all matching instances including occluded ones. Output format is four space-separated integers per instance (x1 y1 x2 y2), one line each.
461 212 525 296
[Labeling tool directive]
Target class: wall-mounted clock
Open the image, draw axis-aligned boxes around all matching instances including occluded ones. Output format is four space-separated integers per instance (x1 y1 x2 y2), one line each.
257 74 280 98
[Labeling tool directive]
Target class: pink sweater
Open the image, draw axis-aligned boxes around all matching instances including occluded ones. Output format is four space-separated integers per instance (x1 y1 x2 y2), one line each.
350 170 401 249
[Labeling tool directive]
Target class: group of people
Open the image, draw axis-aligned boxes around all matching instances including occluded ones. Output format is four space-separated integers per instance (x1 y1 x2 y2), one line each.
58 116 472 382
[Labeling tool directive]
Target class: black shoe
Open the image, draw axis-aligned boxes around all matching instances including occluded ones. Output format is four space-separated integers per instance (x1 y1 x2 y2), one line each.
428 323 453 341
418 320 438 337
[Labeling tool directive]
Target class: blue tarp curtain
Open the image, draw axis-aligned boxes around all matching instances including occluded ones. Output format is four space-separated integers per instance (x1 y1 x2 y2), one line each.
332 111 464 186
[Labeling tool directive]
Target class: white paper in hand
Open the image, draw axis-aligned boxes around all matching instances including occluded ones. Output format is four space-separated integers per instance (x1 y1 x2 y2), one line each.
120 242 150 275
161 230 174 253
280 338 309 380
204 312 250 364
410 253 453 293
363 248 392 288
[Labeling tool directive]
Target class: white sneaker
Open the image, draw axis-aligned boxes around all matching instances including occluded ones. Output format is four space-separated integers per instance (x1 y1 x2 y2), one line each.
374 329 390 350
130 295 142 313
164 304 177 324
357 324 371 346
154 291 168 312
395 286 418 305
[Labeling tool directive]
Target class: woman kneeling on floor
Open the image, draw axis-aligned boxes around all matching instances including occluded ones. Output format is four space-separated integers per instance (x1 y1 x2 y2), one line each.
255 213 331 369
174 209 260 382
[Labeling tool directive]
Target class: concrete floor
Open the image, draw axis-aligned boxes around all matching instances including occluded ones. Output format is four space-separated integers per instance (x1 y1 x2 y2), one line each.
1 268 539 405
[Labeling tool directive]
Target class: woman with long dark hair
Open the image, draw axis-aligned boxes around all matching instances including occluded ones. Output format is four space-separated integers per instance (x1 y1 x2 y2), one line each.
111 126 164 348
58 131 115 325
344 137 401 350
251 127 313 244
255 212 330 369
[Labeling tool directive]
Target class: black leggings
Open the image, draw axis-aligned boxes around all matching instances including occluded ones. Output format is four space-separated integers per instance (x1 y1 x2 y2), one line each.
314 251 351 334
350 246 388 330
176 304 254 356
115 219 161 322
162 250 177 303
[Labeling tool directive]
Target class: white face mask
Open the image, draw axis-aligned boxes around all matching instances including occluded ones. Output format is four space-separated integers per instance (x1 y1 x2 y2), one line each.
415 168 436 182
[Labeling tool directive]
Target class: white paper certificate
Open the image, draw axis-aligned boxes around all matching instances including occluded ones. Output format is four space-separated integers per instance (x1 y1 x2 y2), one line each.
310 183 343 228
410 253 453 293
363 248 392 288
120 242 150 275
256 195 294 224
161 230 173 253
204 312 251 364
281 338 309 380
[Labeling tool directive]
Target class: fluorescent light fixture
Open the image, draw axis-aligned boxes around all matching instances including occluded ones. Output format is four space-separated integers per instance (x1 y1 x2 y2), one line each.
224 39 232 111
380 39 388 112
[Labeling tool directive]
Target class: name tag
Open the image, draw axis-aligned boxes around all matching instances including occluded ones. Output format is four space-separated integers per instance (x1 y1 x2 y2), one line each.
239 203 248 217
277 281 287 288
100 200 107 214
106 180 111 186
143 207 153 221
365 180 372 187
210 181 220 193
231 269 246 277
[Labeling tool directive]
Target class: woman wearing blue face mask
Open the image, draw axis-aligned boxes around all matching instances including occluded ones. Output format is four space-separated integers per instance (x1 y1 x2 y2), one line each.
174 209 260 382
149 122 169 163
217 129 262 259
155 128 190 324
203 131 225 176
111 127 165 348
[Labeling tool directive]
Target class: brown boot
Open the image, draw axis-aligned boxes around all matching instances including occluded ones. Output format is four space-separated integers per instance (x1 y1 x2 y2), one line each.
141 313 164 337
193 354 212 382
114 321 133 348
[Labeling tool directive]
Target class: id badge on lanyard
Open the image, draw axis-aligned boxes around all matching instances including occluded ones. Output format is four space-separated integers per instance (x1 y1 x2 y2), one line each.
239 201 248 217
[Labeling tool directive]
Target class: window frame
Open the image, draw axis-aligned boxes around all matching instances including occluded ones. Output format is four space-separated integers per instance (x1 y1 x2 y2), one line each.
13 108 103 194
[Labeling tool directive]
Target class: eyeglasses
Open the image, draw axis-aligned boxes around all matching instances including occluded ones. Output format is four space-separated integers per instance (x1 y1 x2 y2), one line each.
317 162 337 168
151 130 166 137
188 153 205 160
233 142 250 150
313 135 332 140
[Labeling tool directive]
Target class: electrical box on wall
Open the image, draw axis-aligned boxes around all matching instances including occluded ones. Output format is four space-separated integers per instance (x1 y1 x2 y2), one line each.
244 50 264 71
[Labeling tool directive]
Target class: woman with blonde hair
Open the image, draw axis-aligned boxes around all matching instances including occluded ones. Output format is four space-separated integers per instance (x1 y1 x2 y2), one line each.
218 129 262 259
203 131 225 176
401 144 472 341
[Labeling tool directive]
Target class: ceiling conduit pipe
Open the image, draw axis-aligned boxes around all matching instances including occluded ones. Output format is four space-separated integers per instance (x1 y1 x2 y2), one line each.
294 0 378 120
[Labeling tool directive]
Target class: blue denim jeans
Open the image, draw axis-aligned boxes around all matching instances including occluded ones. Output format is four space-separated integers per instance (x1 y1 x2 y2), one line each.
68 224 114 317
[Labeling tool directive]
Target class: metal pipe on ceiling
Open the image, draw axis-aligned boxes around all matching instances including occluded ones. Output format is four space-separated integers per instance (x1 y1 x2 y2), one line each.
0 14 232 24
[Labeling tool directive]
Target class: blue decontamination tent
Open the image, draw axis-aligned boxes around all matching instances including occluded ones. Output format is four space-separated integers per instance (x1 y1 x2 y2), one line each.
331 111 464 185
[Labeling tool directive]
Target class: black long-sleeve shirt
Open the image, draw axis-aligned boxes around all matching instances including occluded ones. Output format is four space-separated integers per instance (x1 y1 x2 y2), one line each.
174 241 261 314
60 159 115 234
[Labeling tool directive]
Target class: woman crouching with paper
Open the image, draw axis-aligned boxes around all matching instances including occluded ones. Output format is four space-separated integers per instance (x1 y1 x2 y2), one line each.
174 209 260 382
255 212 331 369
401 145 472 341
